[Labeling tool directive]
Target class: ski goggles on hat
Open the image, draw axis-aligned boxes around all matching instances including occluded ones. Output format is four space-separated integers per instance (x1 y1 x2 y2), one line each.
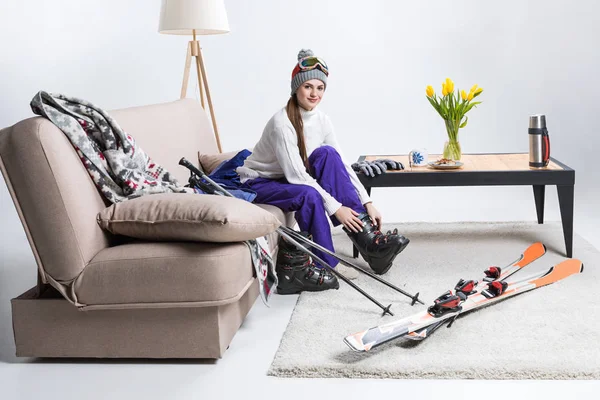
297 56 329 76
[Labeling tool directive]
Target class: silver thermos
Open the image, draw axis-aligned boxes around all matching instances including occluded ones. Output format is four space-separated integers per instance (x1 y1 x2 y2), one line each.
529 114 550 168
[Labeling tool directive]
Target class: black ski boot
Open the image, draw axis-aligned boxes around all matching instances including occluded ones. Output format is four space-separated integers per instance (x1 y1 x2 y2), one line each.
275 232 339 295
343 213 410 275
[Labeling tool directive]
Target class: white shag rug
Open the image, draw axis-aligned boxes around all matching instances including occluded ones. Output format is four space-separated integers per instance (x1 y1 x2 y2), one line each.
268 222 600 379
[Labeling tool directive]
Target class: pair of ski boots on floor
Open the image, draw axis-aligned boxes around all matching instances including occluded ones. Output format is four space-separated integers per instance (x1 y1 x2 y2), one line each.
276 213 410 294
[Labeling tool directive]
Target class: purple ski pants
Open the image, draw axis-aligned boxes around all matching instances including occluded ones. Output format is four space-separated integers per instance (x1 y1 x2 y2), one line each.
241 146 366 268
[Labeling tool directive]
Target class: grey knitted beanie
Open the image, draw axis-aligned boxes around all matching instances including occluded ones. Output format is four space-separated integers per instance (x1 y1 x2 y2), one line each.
290 49 328 95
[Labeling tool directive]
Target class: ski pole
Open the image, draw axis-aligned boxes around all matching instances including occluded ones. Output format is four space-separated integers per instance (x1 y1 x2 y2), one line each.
179 158 394 316
280 226 423 305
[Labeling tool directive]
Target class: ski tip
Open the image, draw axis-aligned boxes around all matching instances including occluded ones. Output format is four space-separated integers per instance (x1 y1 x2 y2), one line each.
533 258 584 286
344 332 374 352
517 242 547 267
343 337 364 352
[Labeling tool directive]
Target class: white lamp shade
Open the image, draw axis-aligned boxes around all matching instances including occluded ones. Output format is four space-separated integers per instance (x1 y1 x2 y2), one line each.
159 0 230 35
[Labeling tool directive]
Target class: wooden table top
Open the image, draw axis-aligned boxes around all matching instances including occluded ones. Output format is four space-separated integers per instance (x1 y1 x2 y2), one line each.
362 153 564 173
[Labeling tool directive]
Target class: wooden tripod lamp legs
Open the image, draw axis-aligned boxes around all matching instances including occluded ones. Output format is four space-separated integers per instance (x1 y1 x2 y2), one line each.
180 44 191 99
180 36 223 153
195 43 222 152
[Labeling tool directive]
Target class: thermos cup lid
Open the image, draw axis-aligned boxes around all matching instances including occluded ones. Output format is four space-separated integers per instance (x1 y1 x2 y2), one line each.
529 114 547 129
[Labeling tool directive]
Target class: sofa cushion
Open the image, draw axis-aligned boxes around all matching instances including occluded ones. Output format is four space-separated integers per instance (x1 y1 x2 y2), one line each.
73 241 255 306
97 193 280 243
198 150 239 174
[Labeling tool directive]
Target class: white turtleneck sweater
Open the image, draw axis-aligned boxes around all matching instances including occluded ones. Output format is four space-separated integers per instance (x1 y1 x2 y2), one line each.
237 107 371 216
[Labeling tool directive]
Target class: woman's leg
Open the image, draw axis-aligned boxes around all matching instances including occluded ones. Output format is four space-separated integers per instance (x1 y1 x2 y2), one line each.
308 146 366 226
307 148 410 274
242 177 339 268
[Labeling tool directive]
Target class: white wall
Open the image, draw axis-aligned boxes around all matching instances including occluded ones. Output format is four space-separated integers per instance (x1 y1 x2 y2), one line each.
1 0 599 232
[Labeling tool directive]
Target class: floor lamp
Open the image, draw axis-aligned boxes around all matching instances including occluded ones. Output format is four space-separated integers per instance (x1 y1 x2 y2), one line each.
159 0 230 153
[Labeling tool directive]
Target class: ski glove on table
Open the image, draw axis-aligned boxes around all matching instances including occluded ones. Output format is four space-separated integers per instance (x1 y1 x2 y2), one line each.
351 159 404 178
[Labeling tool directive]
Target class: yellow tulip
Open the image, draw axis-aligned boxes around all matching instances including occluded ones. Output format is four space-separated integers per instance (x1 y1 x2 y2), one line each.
470 84 478 93
461 90 467 100
426 85 435 97
445 78 454 94
442 83 448 96
474 87 483 94
467 91 474 101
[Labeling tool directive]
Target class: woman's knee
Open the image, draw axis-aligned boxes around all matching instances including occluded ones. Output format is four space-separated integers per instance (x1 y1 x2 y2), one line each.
309 145 340 162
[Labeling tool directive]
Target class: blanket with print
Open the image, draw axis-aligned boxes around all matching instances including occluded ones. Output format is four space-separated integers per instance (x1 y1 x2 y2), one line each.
30 91 193 203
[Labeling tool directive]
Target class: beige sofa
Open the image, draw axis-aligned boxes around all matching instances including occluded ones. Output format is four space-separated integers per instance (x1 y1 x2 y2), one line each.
0 99 288 359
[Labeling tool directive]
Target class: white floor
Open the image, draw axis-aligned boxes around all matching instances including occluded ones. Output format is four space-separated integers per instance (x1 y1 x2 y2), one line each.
1 215 599 399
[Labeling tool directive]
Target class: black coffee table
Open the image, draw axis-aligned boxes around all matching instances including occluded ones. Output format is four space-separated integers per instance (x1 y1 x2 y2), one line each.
354 153 575 258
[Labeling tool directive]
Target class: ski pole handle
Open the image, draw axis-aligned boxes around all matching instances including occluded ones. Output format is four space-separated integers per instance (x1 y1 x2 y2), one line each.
178 157 206 177
179 157 232 197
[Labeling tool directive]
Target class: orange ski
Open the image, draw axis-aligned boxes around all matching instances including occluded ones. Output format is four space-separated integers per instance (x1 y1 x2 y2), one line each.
344 248 582 352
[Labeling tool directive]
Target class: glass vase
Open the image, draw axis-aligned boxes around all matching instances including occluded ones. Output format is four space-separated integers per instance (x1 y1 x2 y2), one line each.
443 138 462 161
443 119 462 161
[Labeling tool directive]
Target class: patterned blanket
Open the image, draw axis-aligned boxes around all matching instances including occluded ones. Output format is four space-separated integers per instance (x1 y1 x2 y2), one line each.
30 91 193 203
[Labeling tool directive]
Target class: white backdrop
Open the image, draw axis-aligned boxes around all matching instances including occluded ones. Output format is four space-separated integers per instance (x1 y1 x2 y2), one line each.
1 0 599 235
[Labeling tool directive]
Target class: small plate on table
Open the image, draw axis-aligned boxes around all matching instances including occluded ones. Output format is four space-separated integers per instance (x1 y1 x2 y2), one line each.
427 159 464 170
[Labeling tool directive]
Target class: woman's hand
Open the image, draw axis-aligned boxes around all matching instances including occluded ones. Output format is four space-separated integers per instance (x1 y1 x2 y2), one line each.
334 206 363 232
365 203 382 230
